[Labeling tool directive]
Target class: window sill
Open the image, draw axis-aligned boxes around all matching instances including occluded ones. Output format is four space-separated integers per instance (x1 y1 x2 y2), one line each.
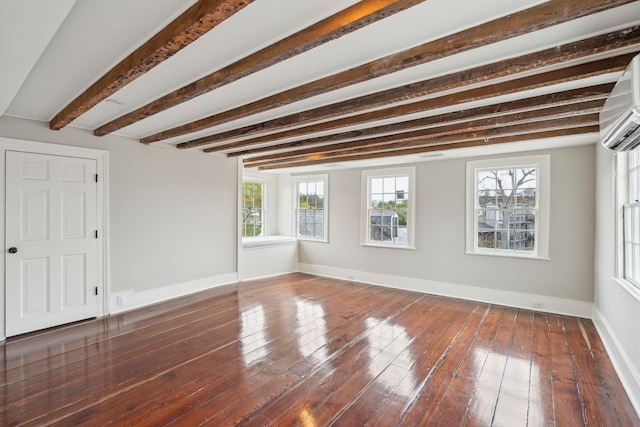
465 250 550 261
361 243 416 250
612 277 640 303
297 237 329 243
242 235 297 249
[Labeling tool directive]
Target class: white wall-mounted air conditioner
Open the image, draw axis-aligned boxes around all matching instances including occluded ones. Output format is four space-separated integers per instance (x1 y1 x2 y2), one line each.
600 54 640 151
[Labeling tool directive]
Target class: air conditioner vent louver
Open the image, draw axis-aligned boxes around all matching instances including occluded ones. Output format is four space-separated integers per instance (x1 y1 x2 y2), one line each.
600 54 640 151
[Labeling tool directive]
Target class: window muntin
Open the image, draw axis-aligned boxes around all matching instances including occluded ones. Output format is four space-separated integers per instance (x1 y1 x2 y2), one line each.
466 155 549 259
623 151 640 289
362 167 415 248
295 175 328 241
242 179 264 237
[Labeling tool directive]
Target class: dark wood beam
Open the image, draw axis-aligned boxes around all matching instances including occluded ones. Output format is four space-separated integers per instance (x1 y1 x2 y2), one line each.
93 0 426 136
256 126 600 170
194 52 634 152
227 85 612 157
189 26 640 149
245 114 599 167
49 0 255 131
242 103 603 166
144 1 638 144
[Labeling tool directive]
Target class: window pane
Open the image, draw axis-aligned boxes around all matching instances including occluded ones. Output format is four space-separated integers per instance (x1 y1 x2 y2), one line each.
316 181 324 196
478 190 495 209
396 176 409 193
478 171 497 190
478 231 495 248
370 194 382 208
383 177 396 194
308 181 316 195
496 169 514 189
371 178 383 194
516 168 536 188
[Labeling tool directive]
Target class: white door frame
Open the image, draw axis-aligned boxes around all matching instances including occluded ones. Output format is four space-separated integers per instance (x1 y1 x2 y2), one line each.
0 137 109 340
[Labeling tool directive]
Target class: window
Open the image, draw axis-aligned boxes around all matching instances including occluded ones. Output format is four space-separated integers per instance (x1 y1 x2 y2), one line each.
242 179 264 237
466 155 550 259
622 151 640 290
361 167 415 248
294 175 328 241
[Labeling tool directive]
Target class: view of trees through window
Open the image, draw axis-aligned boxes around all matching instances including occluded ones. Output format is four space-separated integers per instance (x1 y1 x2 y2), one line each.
476 167 537 251
296 180 325 239
368 175 409 244
242 180 263 237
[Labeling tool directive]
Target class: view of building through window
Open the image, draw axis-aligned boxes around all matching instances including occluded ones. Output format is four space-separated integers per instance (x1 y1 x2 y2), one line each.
476 167 537 252
242 180 264 237
296 179 325 239
368 175 409 244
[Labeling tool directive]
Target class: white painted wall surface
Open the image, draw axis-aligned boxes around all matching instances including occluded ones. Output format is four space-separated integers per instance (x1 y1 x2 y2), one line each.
299 145 596 303
0 116 237 296
594 144 640 413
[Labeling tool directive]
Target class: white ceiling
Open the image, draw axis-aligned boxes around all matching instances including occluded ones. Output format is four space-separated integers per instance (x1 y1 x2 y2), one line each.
2 0 640 172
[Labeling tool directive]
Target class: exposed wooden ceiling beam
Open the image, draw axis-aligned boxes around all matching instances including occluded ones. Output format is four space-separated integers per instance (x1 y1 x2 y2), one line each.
227 84 613 157
184 26 640 149
49 0 255 131
144 0 638 145
255 126 600 170
193 52 634 153
244 112 600 167
242 103 603 166
93 0 426 136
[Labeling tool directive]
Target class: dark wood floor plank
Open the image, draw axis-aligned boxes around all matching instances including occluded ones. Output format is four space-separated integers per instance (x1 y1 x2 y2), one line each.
290 294 448 427
527 312 556 427
416 305 508 426
0 273 636 426
549 314 587 427
579 319 640 426
458 307 519 426
491 309 536 427
359 302 491 427
327 299 477 426
42 277 369 426
241 290 429 426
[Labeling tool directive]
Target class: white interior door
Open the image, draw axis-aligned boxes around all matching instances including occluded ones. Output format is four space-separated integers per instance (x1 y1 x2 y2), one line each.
5 151 98 336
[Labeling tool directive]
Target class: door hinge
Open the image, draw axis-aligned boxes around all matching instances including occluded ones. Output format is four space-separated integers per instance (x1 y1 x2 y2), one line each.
95 230 99 239
95 174 99 183
95 287 99 296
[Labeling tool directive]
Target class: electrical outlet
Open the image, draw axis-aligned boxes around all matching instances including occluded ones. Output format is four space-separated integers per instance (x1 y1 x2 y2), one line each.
116 295 126 306
531 301 544 309
347 274 355 280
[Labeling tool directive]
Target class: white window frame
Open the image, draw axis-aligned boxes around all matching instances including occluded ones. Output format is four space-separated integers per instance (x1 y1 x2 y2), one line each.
361 166 416 249
241 177 265 238
293 174 329 242
465 155 550 259
614 151 640 302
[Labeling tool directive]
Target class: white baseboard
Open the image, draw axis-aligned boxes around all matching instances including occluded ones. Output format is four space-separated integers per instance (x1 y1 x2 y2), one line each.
298 263 593 318
108 273 238 315
592 308 640 416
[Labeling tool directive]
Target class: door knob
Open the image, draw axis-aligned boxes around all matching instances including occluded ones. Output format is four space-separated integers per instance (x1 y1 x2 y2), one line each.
8 247 17 254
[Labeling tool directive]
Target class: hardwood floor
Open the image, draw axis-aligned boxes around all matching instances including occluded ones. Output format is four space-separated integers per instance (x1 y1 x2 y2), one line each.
0 273 638 426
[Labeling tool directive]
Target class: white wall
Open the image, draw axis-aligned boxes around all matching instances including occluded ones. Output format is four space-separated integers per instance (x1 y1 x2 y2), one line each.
594 144 640 413
300 145 596 311
0 116 238 298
